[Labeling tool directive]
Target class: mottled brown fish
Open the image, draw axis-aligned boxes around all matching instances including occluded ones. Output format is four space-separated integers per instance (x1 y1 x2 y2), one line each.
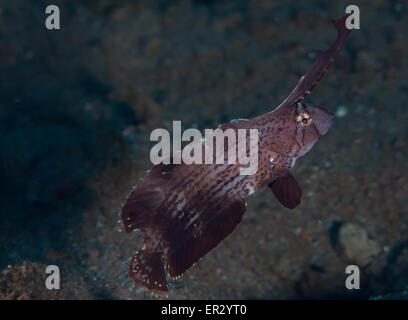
121 16 352 291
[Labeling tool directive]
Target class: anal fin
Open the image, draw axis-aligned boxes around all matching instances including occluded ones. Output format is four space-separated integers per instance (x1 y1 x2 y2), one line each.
165 199 247 278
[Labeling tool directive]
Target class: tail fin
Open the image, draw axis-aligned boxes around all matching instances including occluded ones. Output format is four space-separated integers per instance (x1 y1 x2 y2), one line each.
121 162 248 291
129 249 167 291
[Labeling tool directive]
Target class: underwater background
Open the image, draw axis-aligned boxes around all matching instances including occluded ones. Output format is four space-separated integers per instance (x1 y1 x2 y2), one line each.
1 0 407 299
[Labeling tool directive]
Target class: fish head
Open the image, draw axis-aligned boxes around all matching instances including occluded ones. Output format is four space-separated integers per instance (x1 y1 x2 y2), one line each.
265 15 351 160
292 102 334 158
270 102 334 158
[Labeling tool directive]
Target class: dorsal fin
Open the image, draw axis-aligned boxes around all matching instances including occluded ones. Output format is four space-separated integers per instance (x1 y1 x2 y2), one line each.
277 15 352 109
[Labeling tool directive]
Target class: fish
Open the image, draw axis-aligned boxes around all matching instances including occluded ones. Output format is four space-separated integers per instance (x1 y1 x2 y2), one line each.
121 16 352 291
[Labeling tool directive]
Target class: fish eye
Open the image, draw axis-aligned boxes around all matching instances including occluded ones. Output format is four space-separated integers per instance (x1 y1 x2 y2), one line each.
296 112 312 127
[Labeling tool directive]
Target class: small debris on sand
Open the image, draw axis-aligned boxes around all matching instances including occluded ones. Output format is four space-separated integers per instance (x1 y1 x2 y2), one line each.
337 222 381 267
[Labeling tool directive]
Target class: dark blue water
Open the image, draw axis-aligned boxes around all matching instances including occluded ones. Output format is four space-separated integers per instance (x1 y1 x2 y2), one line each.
0 0 407 299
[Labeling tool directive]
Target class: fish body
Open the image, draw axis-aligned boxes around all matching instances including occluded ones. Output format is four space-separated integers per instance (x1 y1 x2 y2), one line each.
121 16 352 291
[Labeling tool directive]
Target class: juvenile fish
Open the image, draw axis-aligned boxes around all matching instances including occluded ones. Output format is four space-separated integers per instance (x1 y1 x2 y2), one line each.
121 16 352 291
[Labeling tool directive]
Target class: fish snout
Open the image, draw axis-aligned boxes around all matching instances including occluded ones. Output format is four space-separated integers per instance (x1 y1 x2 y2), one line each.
311 105 335 136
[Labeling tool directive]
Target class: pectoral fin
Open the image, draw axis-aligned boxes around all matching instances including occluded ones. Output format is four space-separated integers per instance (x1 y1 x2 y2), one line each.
268 169 302 209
